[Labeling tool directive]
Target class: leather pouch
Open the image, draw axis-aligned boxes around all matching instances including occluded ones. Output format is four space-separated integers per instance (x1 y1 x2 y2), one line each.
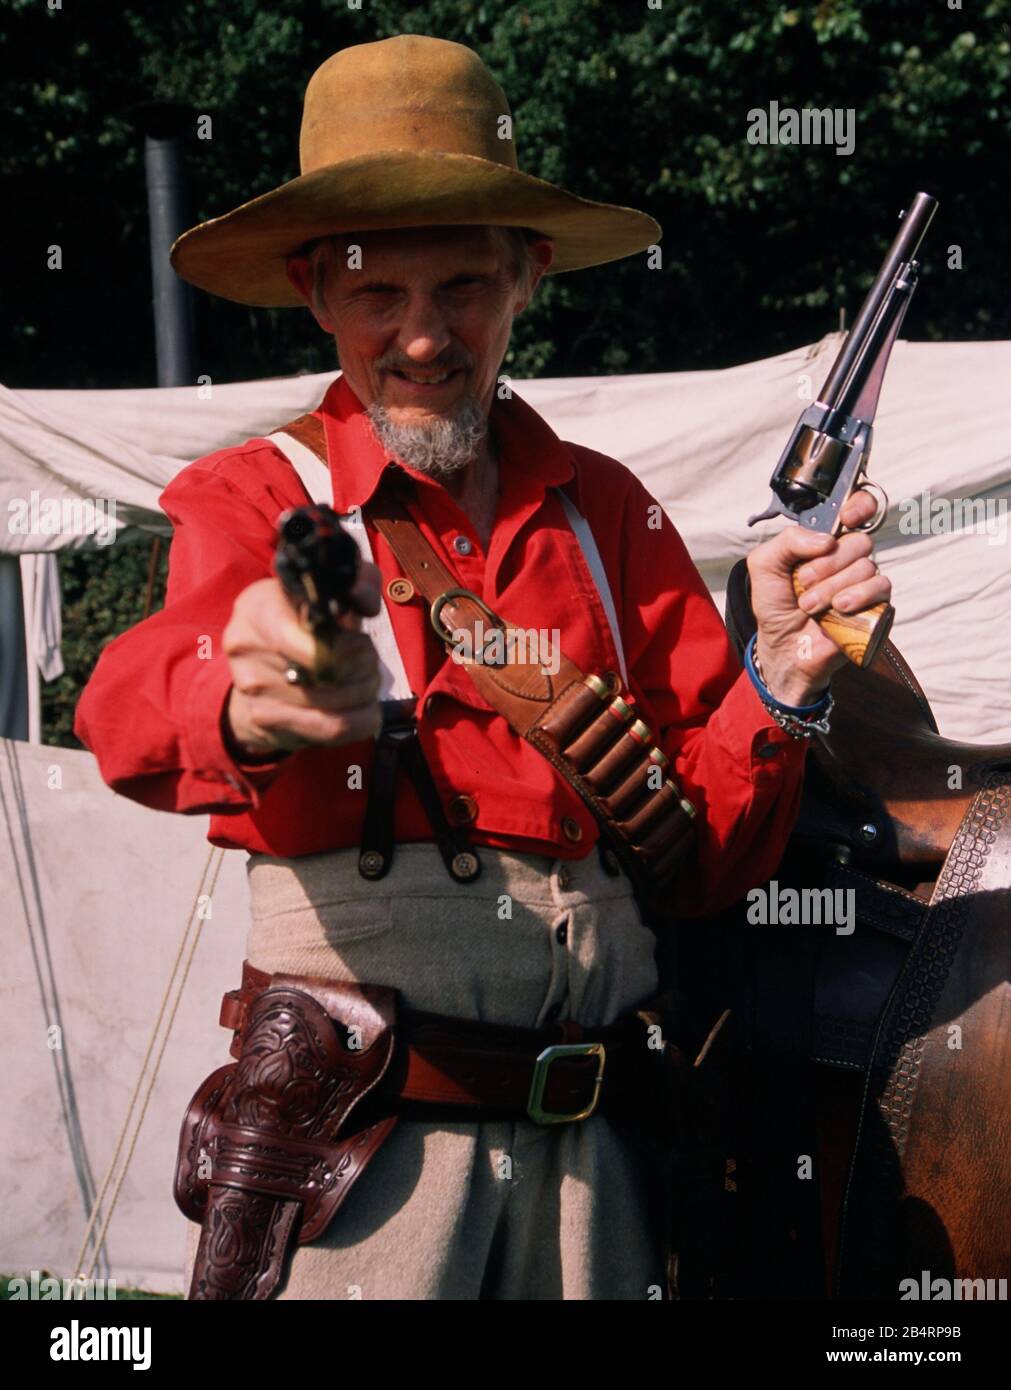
527 676 697 896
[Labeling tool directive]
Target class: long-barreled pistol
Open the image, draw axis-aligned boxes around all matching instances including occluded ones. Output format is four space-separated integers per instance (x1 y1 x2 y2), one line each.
749 190 938 668
274 505 360 683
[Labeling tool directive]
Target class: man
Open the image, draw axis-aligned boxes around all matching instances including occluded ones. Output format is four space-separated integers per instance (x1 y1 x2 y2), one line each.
75 35 889 1300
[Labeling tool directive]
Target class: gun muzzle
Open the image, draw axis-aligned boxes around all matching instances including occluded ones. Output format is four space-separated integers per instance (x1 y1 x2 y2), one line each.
275 505 360 630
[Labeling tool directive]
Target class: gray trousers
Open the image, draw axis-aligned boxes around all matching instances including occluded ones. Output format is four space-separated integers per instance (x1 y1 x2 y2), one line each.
185 842 667 1300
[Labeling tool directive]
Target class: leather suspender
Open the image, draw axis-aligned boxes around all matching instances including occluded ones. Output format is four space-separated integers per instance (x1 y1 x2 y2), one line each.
361 696 481 884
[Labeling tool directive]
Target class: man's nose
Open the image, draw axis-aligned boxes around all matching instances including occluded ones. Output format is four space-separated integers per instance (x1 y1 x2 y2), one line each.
396 294 452 363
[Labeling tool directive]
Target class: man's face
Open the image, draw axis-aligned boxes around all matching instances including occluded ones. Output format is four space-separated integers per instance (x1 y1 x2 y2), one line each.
287 225 551 431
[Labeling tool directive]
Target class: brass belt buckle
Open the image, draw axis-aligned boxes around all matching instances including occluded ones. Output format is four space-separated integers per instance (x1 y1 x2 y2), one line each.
430 588 506 654
526 1042 606 1125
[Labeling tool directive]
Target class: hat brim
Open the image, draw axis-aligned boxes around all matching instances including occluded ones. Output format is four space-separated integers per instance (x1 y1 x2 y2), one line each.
170 150 661 306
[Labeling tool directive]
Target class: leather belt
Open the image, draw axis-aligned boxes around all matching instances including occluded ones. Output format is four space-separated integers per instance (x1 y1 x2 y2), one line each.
221 961 675 1126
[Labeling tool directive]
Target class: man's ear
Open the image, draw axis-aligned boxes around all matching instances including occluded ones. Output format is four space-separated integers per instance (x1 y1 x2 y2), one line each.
285 251 334 332
285 252 312 302
515 236 554 313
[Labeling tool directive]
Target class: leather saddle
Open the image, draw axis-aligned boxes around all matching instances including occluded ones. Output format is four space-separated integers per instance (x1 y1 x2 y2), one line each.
675 560 1011 1298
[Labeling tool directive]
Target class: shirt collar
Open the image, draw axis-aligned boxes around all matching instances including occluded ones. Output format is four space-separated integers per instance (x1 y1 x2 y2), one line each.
318 373 575 513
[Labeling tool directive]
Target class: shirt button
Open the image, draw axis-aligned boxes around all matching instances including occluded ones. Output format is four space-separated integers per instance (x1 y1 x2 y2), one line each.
387 577 414 604
453 535 472 555
561 817 583 842
757 743 780 759
447 794 478 825
556 865 571 891
555 922 568 945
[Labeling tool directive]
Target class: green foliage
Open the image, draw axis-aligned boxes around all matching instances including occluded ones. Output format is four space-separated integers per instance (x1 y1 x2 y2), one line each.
3 0 1008 741
5 0 1009 389
42 540 168 749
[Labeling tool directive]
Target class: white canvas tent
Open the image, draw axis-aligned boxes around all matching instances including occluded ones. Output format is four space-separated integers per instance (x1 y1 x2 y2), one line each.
2 336 1009 1292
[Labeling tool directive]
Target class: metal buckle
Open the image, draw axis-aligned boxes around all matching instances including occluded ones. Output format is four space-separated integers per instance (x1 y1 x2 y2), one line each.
429 587 506 650
526 1042 606 1125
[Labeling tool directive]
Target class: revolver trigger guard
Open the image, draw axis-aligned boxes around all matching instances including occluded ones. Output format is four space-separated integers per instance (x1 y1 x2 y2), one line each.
849 480 889 534
312 635 341 685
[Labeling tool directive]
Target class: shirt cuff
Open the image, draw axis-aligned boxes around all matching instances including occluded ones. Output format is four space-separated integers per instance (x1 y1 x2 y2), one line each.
184 656 290 803
708 668 812 776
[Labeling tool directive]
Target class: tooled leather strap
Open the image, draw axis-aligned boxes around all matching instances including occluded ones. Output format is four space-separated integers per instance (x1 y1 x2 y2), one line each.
368 472 696 891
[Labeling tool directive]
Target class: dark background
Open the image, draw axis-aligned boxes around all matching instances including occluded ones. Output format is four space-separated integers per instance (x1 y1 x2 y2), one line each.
3 0 1008 740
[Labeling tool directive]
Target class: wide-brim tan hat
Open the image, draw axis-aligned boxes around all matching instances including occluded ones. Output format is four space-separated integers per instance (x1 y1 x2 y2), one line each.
170 34 661 307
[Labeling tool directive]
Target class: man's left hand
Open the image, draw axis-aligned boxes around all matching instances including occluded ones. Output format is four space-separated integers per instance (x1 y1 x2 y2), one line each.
746 488 891 706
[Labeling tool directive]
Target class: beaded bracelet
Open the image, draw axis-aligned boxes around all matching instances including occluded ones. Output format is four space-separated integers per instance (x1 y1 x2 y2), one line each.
744 633 834 738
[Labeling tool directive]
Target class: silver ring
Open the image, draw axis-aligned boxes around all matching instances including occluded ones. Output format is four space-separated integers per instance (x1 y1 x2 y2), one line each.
284 662 312 687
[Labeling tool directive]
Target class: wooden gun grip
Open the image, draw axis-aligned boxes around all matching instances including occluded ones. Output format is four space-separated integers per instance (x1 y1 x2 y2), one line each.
791 571 894 669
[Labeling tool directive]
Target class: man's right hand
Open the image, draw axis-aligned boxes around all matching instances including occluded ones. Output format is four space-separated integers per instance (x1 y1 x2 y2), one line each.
221 562 384 758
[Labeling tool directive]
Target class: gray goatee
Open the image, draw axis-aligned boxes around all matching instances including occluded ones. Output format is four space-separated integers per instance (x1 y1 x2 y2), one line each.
366 395 488 479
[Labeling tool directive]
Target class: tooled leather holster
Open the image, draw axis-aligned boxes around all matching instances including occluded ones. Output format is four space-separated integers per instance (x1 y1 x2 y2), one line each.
176 962 699 1299
175 975 399 1300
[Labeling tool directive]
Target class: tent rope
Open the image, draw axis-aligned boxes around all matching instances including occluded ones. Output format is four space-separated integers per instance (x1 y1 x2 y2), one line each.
73 842 225 1283
2 739 108 1271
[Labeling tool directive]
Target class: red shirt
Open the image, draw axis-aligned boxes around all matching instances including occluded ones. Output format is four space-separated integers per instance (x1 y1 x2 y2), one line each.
74 374 807 918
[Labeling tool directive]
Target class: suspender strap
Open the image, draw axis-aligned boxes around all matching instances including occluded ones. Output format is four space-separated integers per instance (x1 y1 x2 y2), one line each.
360 698 481 884
556 490 628 686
